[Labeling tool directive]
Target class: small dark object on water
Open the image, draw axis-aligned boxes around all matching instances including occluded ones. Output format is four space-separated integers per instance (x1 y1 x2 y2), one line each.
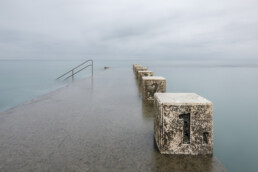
104 67 110 69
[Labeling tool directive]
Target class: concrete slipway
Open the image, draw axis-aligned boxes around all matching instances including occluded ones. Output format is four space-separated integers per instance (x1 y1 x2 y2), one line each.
0 68 227 172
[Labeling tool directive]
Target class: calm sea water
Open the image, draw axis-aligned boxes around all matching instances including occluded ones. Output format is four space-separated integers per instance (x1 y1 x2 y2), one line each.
1 59 258 172
0 60 99 112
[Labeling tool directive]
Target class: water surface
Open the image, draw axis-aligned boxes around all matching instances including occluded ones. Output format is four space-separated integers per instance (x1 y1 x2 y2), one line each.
1 59 258 171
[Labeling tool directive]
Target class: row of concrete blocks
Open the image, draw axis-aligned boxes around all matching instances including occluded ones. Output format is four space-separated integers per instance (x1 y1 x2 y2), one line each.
133 64 213 155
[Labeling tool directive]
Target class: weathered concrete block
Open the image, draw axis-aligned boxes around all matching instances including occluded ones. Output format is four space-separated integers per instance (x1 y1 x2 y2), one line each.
154 93 213 155
135 67 147 78
137 71 154 85
142 76 166 100
133 64 142 73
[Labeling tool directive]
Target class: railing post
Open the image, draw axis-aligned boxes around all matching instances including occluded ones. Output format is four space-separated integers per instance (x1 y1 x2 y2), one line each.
92 60 93 77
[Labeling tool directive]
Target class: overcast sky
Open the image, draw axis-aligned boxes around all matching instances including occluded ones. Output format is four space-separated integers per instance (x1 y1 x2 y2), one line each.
0 0 258 60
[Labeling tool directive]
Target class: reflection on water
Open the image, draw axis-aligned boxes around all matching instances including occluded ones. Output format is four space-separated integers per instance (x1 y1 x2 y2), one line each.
152 153 220 172
141 100 154 119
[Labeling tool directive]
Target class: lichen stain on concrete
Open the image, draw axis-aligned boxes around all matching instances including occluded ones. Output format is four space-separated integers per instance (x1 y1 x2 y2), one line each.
142 76 166 101
154 93 213 155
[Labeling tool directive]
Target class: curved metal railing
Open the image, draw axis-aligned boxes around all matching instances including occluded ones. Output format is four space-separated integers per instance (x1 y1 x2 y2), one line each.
56 59 93 80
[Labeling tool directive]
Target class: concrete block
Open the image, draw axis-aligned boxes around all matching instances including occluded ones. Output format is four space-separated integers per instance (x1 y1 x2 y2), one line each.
137 71 154 85
142 76 166 100
154 93 213 155
133 64 142 73
135 66 147 77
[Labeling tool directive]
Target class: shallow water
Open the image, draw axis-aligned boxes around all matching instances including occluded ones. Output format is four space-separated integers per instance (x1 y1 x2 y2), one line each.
0 60 99 112
1 59 258 171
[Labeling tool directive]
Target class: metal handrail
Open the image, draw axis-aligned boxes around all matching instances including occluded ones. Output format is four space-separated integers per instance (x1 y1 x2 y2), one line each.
56 59 93 80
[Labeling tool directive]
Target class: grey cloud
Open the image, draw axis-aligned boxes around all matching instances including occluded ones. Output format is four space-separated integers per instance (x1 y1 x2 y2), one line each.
0 0 258 60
